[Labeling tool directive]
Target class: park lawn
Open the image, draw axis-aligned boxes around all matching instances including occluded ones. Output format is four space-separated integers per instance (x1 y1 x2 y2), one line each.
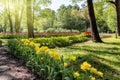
55 35 120 79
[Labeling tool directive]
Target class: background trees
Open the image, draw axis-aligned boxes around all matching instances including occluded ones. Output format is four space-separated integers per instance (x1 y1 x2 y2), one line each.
57 4 86 32
94 1 110 33
107 0 120 36
0 0 119 39
40 8 55 32
71 0 102 42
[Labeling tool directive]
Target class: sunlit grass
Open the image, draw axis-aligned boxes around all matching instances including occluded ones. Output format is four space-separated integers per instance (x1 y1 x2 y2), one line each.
55 34 120 79
0 39 8 46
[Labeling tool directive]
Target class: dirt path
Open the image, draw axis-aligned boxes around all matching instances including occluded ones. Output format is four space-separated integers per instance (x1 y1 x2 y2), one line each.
0 46 37 80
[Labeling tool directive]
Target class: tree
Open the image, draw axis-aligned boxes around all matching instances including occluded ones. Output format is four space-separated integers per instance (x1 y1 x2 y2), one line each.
71 0 102 42
26 0 34 38
103 5 116 32
87 0 102 42
5 0 14 32
39 8 55 32
71 9 86 32
94 1 110 33
107 0 120 36
81 7 90 31
57 4 86 32
29 0 51 33
0 0 8 32
1 0 25 32
14 0 24 32
57 5 74 31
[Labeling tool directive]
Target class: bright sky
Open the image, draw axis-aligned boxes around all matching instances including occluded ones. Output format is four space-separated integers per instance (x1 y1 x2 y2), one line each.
49 0 71 10
0 0 84 12
41 0 84 11
41 0 71 11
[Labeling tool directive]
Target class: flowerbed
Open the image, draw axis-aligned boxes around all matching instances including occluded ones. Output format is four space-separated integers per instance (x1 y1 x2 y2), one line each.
8 38 103 80
0 32 80 39
33 33 89 48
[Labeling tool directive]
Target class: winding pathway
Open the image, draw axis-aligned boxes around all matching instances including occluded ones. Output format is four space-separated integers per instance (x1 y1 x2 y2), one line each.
0 46 37 80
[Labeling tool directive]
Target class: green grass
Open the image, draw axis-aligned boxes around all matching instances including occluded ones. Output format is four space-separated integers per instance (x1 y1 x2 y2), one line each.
0 39 8 46
55 35 120 79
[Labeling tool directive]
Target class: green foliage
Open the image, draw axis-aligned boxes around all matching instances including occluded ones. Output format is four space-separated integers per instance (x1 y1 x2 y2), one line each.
0 0 117 33
8 38 104 80
0 34 27 39
96 18 110 33
94 1 110 33
69 35 88 43
8 40 35 60
8 39 64 80
94 0 116 32
57 4 86 32
104 6 116 32
34 34 89 48
38 8 55 31
0 33 79 39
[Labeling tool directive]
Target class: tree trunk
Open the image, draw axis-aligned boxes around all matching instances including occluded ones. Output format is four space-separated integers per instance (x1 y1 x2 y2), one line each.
86 20 90 31
3 23 7 32
115 0 120 36
15 13 20 32
87 0 102 42
3 14 7 32
8 14 13 33
7 0 13 33
26 0 34 38
3 0 7 32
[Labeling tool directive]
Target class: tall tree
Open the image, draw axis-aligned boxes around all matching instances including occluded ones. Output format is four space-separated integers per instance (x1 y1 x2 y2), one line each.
26 0 34 38
3 0 7 32
6 0 14 32
40 8 55 31
81 7 90 31
108 0 120 36
94 1 109 33
71 0 102 42
87 0 102 42
14 0 24 32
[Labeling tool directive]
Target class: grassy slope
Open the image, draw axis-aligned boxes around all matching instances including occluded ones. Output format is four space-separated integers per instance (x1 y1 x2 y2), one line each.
55 35 120 79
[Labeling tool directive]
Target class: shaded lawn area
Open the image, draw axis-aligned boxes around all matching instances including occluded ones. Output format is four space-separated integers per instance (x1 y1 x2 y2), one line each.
55 36 120 79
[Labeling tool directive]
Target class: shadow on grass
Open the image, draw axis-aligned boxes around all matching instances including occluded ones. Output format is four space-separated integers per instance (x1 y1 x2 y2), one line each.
105 42 120 46
72 53 120 80
67 45 120 56
67 54 120 80
64 42 120 79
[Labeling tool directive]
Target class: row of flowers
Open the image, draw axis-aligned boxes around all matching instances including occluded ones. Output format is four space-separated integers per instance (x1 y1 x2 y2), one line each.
33 33 89 48
0 32 80 35
8 37 103 80
0 32 91 39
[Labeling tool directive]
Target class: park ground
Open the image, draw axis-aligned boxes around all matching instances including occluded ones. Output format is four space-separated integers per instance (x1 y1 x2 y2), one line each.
0 34 120 80
55 34 120 79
